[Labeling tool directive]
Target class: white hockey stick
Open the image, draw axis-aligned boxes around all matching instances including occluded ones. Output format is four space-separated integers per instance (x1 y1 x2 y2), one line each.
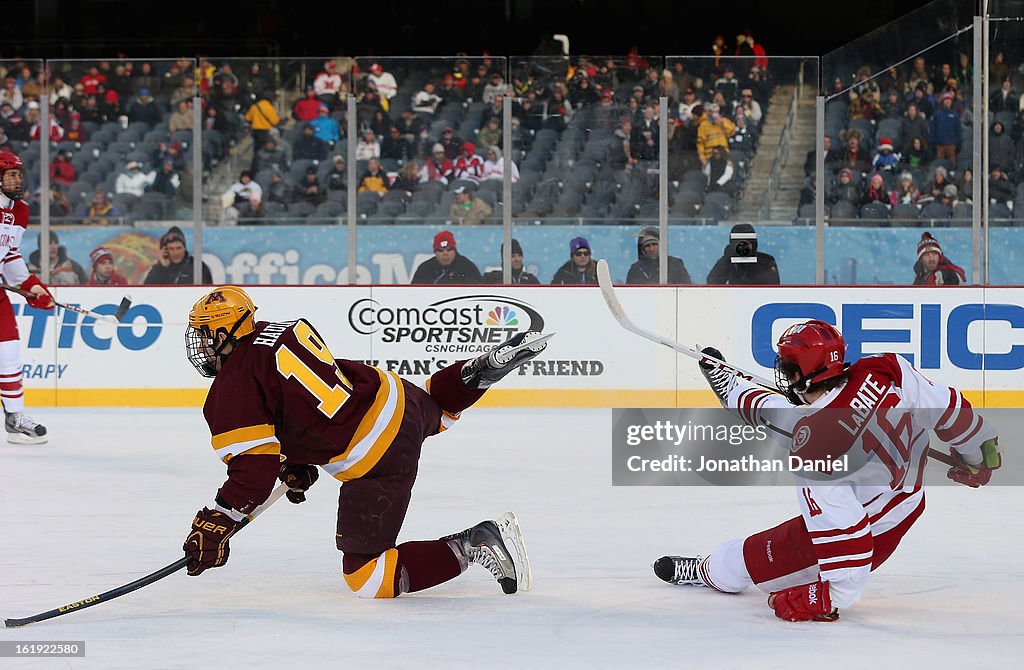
596 259 777 390
597 260 960 468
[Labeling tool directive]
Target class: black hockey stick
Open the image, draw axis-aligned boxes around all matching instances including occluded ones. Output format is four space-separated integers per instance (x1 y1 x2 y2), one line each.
3 483 289 628
596 259 957 468
2 284 132 324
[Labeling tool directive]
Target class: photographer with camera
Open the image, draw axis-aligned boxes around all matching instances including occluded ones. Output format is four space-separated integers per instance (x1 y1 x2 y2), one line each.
706 222 780 285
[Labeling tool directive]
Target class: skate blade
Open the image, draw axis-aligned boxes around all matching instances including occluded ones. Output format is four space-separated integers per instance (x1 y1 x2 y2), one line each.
6 433 48 445
496 511 532 592
520 332 554 352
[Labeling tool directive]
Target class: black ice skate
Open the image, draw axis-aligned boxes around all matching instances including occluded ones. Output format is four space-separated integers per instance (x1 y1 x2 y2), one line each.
5 411 48 445
653 555 706 586
461 331 553 390
698 347 736 405
445 512 533 594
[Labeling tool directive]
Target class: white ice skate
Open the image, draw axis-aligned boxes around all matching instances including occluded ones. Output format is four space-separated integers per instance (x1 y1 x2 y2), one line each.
6 411 48 445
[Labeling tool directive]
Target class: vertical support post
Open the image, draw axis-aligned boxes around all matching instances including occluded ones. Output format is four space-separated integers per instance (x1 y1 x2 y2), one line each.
40 70 50 283
982 12 991 285
972 16 983 286
502 93 513 285
815 96 825 285
347 93 358 284
193 94 204 284
659 96 668 284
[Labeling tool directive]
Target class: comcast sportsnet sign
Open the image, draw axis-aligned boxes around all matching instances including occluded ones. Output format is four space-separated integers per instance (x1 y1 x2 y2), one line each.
347 295 545 354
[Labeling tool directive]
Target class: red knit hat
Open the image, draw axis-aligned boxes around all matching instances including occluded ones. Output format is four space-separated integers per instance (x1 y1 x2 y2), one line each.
434 230 456 251
90 246 113 266
917 232 942 258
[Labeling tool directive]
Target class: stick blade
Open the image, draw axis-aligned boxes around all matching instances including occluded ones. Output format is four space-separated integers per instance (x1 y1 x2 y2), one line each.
113 296 133 322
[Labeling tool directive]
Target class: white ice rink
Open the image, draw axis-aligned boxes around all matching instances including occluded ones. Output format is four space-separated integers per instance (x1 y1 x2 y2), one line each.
2 407 1022 669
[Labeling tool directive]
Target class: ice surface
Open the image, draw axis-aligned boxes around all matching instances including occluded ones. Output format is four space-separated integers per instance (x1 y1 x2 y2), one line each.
1 408 1022 669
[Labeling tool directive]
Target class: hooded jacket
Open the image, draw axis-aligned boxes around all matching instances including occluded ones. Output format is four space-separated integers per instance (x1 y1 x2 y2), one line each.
626 228 692 285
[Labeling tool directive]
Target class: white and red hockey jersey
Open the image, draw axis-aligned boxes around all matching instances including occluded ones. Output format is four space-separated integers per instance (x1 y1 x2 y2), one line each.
726 353 996 608
0 194 32 294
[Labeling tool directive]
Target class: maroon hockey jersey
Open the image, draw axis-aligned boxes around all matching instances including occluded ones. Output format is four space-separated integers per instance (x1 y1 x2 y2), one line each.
205 319 406 482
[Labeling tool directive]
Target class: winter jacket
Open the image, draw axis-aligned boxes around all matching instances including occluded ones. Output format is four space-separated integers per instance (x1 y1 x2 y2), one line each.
696 115 736 163
706 236 780 285
28 247 87 285
411 254 483 285
913 257 966 285
626 255 691 285
929 107 962 147
143 253 213 285
482 268 541 285
449 197 493 226
550 260 598 285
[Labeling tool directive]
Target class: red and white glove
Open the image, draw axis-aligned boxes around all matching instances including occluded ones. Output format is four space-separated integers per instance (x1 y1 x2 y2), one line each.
20 275 54 310
947 438 1001 488
768 580 839 622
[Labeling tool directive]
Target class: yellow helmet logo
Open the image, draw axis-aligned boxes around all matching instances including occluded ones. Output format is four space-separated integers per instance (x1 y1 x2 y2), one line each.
188 285 257 339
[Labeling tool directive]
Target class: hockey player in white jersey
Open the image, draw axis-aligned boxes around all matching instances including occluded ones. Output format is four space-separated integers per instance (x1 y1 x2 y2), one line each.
654 319 1001 622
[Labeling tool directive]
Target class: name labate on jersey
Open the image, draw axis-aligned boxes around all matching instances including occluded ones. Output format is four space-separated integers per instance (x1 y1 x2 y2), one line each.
838 373 890 437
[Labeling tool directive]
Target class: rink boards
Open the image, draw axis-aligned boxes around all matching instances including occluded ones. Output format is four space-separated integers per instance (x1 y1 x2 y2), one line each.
14 285 1023 407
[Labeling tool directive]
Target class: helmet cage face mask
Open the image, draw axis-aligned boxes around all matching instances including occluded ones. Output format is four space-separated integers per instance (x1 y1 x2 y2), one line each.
185 324 221 378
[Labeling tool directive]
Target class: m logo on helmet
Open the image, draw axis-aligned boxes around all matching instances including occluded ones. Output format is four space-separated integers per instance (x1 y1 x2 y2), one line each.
205 291 226 305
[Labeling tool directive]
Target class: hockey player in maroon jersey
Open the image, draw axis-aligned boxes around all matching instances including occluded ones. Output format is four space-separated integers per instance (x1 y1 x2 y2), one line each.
0 151 55 444
182 286 547 596
654 320 1001 621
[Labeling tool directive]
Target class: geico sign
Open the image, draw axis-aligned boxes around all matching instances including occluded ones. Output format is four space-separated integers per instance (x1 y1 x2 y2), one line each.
751 302 1024 370
13 303 163 350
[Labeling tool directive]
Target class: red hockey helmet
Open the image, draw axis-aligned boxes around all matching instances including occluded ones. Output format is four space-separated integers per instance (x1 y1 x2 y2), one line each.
0 151 25 199
775 319 847 398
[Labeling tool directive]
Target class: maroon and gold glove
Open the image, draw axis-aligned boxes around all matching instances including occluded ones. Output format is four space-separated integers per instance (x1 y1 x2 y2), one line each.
20 275 55 310
768 580 839 622
183 507 239 576
278 463 319 504
947 438 1001 488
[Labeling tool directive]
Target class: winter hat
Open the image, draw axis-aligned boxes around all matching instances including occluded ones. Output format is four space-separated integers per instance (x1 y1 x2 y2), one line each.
160 225 186 248
877 138 894 151
502 238 524 257
839 168 853 179
569 236 591 254
638 227 660 248
917 232 942 258
600 89 614 100
433 230 456 251
432 143 445 154
941 91 955 103
943 184 958 198
90 246 113 267
461 141 476 155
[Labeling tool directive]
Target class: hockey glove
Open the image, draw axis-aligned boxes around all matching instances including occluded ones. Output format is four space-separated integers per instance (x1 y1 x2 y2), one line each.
183 507 239 576
278 463 319 504
768 580 840 622
20 275 55 310
947 438 1001 488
